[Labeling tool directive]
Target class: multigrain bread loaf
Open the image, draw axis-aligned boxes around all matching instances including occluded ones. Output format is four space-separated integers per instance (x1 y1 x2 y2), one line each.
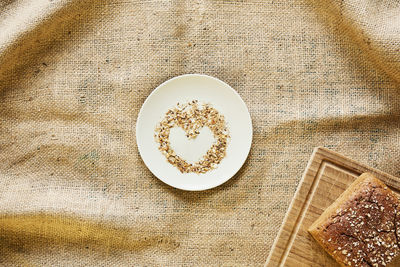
308 173 400 267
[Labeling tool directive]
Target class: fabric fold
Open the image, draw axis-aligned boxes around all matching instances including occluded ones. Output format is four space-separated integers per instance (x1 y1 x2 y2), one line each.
315 0 400 82
0 0 97 86
0 0 399 265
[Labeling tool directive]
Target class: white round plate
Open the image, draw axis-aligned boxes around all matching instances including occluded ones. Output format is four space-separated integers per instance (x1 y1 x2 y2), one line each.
136 74 252 191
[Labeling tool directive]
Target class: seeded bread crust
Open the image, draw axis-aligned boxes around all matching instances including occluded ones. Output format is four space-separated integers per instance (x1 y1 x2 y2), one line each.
308 173 400 267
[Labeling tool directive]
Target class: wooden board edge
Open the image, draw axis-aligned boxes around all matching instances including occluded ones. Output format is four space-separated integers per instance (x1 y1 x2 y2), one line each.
264 147 323 267
316 147 400 188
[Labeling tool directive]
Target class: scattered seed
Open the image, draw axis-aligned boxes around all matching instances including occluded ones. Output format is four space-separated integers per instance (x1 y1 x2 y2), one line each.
155 100 230 173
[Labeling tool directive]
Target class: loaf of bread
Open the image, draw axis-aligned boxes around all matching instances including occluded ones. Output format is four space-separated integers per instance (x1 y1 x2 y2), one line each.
308 173 400 267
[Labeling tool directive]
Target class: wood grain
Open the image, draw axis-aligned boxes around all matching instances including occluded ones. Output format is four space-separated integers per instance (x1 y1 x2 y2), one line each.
265 147 400 267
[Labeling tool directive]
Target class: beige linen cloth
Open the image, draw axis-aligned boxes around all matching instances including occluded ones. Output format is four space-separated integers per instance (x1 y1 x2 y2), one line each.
0 0 399 266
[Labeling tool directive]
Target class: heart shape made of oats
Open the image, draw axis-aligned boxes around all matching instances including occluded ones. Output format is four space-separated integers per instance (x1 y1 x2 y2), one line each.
154 100 230 174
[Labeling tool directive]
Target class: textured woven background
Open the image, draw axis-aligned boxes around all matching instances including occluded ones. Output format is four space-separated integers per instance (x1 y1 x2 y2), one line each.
0 0 399 266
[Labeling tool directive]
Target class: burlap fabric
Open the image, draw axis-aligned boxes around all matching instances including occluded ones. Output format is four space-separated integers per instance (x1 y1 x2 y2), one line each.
0 0 399 266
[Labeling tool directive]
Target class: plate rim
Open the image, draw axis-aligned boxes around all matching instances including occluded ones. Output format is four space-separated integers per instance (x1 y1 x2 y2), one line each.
136 73 253 191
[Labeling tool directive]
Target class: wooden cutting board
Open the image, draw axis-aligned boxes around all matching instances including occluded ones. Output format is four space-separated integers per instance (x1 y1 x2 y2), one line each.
265 147 400 267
